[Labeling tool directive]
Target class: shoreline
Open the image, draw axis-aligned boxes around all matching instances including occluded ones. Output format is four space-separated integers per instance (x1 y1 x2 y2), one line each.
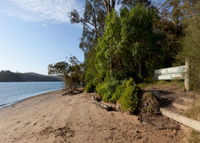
0 89 64 110
0 90 187 143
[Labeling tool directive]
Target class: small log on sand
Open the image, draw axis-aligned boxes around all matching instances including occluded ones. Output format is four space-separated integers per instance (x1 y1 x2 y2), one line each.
90 97 116 111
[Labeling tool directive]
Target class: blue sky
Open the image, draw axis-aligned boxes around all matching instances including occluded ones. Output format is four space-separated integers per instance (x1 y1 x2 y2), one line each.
0 0 162 75
0 0 84 75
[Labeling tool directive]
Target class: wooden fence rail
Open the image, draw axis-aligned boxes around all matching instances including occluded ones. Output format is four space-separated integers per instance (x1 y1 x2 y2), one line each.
154 60 190 91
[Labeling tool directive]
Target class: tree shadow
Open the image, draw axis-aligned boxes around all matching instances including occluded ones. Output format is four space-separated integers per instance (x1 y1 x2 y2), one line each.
144 90 174 107
62 88 84 96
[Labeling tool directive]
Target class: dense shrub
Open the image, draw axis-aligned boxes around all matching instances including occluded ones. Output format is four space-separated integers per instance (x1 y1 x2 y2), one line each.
96 80 119 102
96 82 110 100
109 85 124 103
96 78 141 113
110 80 126 103
118 78 141 113
85 83 96 93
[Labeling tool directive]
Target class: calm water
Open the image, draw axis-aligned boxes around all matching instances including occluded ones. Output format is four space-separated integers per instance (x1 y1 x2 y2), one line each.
0 82 63 108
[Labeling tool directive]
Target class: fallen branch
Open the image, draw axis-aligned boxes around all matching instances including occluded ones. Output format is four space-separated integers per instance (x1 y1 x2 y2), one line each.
90 97 116 111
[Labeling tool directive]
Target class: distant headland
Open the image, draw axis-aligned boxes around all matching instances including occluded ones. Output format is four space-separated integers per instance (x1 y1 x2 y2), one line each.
0 70 61 82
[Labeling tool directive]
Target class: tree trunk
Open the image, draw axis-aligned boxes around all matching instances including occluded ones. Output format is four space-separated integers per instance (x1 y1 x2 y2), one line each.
103 0 116 14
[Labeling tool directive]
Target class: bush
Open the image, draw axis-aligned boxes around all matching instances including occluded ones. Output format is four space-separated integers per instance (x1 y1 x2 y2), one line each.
96 78 142 114
118 78 141 113
85 83 96 93
109 81 126 103
96 80 119 102
141 92 160 114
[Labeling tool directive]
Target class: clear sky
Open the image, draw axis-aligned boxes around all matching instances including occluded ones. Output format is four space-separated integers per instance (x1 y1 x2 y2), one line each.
0 0 84 75
0 0 162 75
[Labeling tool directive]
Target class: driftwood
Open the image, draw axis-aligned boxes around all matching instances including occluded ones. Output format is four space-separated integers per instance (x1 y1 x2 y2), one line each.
90 97 116 111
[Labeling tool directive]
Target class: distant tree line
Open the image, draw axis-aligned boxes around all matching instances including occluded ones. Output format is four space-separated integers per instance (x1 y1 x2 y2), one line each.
0 70 61 82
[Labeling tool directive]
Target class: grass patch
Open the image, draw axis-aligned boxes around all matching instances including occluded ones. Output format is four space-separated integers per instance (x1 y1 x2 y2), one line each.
184 96 200 143
138 80 184 89
185 97 200 121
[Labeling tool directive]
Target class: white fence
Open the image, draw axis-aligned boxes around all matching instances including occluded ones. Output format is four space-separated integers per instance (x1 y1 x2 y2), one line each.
154 60 190 91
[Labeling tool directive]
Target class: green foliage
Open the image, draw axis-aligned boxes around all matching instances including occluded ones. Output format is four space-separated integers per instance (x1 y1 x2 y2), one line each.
85 83 96 93
48 56 84 91
95 78 141 113
96 80 119 102
118 78 141 113
84 3 185 86
95 11 122 81
121 0 151 9
110 81 126 103
48 62 69 75
91 5 163 84
70 0 186 92
177 2 200 90
96 82 112 102
70 0 106 52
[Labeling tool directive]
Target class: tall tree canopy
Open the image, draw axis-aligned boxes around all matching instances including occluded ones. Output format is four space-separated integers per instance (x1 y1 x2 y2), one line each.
121 0 151 8
70 0 106 53
86 5 162 84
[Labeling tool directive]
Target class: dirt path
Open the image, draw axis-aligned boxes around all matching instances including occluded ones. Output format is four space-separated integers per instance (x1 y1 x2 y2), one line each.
0 90 187 143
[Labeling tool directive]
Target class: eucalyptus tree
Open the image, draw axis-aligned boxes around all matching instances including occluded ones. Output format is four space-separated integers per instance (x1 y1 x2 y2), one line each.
70 0 106 53
121 0 151 9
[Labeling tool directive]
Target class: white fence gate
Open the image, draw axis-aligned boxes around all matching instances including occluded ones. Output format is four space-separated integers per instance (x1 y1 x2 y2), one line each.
154 60 190 91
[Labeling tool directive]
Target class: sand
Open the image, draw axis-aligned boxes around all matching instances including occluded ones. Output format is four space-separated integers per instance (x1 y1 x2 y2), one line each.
0 90 188 143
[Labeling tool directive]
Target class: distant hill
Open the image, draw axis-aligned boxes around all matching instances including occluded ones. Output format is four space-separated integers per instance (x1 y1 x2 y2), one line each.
0 70 61 82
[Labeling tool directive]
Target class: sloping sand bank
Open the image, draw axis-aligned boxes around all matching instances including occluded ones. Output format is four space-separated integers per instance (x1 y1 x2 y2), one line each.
0 90 187 143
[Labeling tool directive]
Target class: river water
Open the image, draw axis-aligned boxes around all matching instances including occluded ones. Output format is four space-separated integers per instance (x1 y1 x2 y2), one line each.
0 82 63 108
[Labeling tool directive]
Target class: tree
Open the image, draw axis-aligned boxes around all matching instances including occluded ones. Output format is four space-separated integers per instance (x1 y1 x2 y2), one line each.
95 11 122 81
70 0 106 53
178 1 200 90
121 0 151 9
153 0 186 67
48 62 69 75
48 56 84 92
93 5 162 84
103 0 117 13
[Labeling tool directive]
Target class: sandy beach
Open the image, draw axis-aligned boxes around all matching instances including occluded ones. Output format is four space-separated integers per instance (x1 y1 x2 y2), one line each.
0 90 188 143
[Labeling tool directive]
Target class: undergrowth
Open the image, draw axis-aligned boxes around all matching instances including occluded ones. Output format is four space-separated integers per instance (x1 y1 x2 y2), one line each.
184 96 200 142
184 96 200 121
138 80 184 90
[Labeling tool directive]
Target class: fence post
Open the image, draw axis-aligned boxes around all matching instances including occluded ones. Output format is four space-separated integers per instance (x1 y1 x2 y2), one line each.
185 59 190 91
